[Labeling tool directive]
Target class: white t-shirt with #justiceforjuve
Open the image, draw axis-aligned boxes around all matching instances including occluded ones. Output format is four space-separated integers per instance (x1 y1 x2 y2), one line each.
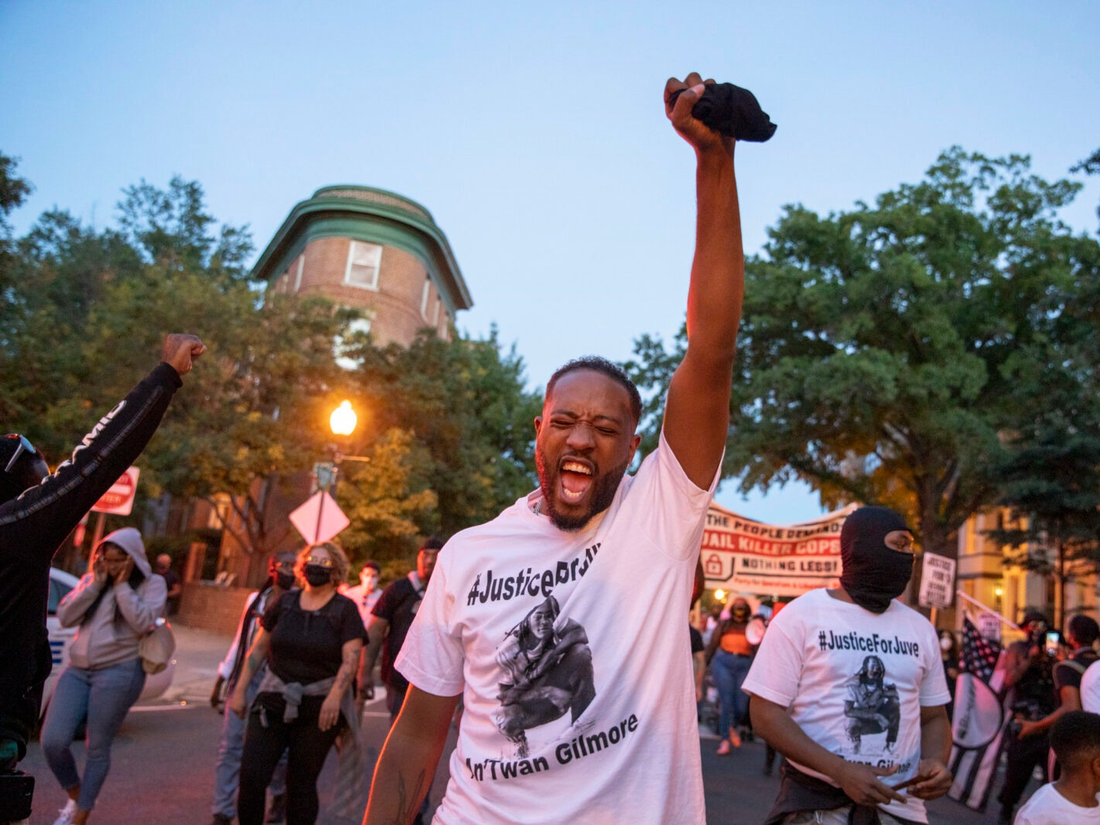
742 588 950 824
396 432 717 825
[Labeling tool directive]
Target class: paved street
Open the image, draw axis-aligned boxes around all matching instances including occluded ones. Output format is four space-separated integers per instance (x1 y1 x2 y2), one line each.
19 625 1022 824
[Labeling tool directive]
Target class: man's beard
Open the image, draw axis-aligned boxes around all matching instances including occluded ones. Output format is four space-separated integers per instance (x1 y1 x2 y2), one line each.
536 449 631 532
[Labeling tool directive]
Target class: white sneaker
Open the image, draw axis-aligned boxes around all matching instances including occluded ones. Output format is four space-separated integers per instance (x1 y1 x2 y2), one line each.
52 799 77 825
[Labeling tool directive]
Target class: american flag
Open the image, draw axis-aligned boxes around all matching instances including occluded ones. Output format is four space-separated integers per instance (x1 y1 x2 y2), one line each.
948 613 1009 811
960 616 1001 682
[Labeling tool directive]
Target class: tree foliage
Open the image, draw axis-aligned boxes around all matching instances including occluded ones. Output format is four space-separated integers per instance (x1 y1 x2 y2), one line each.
338 325 541 564
0 170 350 559
628 147 1100 556
1 160 540 573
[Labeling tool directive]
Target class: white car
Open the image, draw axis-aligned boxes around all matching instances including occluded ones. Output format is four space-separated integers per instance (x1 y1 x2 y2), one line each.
43 567 175 716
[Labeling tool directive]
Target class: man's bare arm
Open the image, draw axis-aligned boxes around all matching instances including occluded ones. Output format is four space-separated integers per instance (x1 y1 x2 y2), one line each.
907 704 952 800
1018 684 1082 738
662 72 745 490
364 686 460 825
229 627 271 718
749 695 907 806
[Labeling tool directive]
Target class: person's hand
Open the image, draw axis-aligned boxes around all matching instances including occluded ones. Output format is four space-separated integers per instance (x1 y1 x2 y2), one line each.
210 676 225 711
1017 719 1042 739
664 72 733 156
162 333 207 376
229 687 248 719
319 694 342 731
354 679 374 713
91 551 109 586
834 760 906 806
903 758 953 800
112 555 134 586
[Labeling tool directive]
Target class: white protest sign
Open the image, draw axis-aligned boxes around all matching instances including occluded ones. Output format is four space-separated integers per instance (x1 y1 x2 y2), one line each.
919 551 957 609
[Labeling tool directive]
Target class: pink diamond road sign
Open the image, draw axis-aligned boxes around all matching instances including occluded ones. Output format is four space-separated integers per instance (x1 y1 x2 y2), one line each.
289 490 350 545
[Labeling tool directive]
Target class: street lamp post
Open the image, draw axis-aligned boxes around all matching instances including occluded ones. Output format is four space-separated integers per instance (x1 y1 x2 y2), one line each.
312 400 369 544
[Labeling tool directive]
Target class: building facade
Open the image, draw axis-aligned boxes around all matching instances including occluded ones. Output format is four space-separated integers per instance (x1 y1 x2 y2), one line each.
253 185 472 346
956 508 1098 641
174 185 472 632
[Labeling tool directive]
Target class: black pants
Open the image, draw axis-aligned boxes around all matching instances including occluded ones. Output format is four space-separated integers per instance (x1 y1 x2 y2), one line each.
998 728 1049 811
238 694 342 825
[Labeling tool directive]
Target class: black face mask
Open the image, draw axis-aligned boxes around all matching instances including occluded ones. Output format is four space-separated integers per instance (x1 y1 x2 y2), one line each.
839 507 913 614
303 564 332 588
275 572 296 591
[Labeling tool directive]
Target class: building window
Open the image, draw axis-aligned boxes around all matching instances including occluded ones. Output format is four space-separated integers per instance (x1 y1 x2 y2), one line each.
420 276 433 321
293 255 305 292
433 296 441 325
345 241 382 290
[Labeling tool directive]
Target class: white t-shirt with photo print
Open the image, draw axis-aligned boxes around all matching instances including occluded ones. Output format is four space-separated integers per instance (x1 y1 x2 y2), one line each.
395 432 718 825
742 588 950 824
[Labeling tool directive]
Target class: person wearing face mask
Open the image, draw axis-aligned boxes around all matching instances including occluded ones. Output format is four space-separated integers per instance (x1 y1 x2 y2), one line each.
230 543 366 825
704 597 755 753
344 560 382 631
208 552 296 825
744 506 953 825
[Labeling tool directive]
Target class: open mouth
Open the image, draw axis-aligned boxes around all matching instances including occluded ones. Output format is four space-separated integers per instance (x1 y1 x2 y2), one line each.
559 459 593 504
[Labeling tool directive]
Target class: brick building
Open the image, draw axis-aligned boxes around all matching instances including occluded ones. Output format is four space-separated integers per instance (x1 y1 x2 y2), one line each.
176 185 472 634
255 185 471 345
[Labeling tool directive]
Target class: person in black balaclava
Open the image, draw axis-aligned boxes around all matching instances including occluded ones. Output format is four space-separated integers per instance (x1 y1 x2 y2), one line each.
743 505 954 825
839 506 916 613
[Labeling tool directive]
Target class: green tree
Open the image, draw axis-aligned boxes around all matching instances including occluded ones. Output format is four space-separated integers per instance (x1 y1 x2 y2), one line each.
0 174 352 560
990 428 1100 628
628 147 1100 556
342 325 540 544
335 428 439 565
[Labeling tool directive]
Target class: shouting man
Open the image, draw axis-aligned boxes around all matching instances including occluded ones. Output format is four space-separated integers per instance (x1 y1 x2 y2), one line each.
364 71 746 825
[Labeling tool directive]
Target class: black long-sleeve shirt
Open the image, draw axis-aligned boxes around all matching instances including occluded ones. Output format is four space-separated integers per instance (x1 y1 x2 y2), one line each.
0 362 181 759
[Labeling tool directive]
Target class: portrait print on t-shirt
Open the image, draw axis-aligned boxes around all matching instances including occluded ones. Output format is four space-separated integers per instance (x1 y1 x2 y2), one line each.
493 595 596 758
843 655 901 756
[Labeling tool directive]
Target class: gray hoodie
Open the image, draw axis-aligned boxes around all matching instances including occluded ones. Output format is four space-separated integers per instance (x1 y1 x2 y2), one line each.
57 527 167 670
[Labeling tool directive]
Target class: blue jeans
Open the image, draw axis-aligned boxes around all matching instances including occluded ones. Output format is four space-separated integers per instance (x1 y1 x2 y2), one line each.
711 650 751 738
41 658 145 811
211 672 287 818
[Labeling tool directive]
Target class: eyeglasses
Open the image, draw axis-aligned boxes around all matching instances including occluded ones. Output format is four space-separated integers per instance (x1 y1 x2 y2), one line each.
304 556 334 568
4 435 36 474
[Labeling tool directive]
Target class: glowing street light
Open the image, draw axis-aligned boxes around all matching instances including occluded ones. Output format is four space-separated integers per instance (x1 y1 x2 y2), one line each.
330 400 357 436
308 400 361 544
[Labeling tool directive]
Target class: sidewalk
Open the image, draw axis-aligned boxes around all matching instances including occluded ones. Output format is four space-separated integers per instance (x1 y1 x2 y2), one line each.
139 622 233 707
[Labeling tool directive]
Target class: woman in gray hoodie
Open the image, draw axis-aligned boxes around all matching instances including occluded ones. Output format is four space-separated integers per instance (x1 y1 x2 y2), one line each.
40 527 167 825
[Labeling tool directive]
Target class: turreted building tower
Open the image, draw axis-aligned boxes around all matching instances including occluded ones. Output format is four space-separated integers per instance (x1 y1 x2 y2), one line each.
252 185 472 343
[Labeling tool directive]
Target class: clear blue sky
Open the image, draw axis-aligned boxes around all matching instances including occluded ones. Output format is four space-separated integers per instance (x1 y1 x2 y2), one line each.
3 2 1098 523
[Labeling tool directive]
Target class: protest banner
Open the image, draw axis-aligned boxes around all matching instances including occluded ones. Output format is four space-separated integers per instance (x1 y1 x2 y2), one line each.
699 502 855 597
